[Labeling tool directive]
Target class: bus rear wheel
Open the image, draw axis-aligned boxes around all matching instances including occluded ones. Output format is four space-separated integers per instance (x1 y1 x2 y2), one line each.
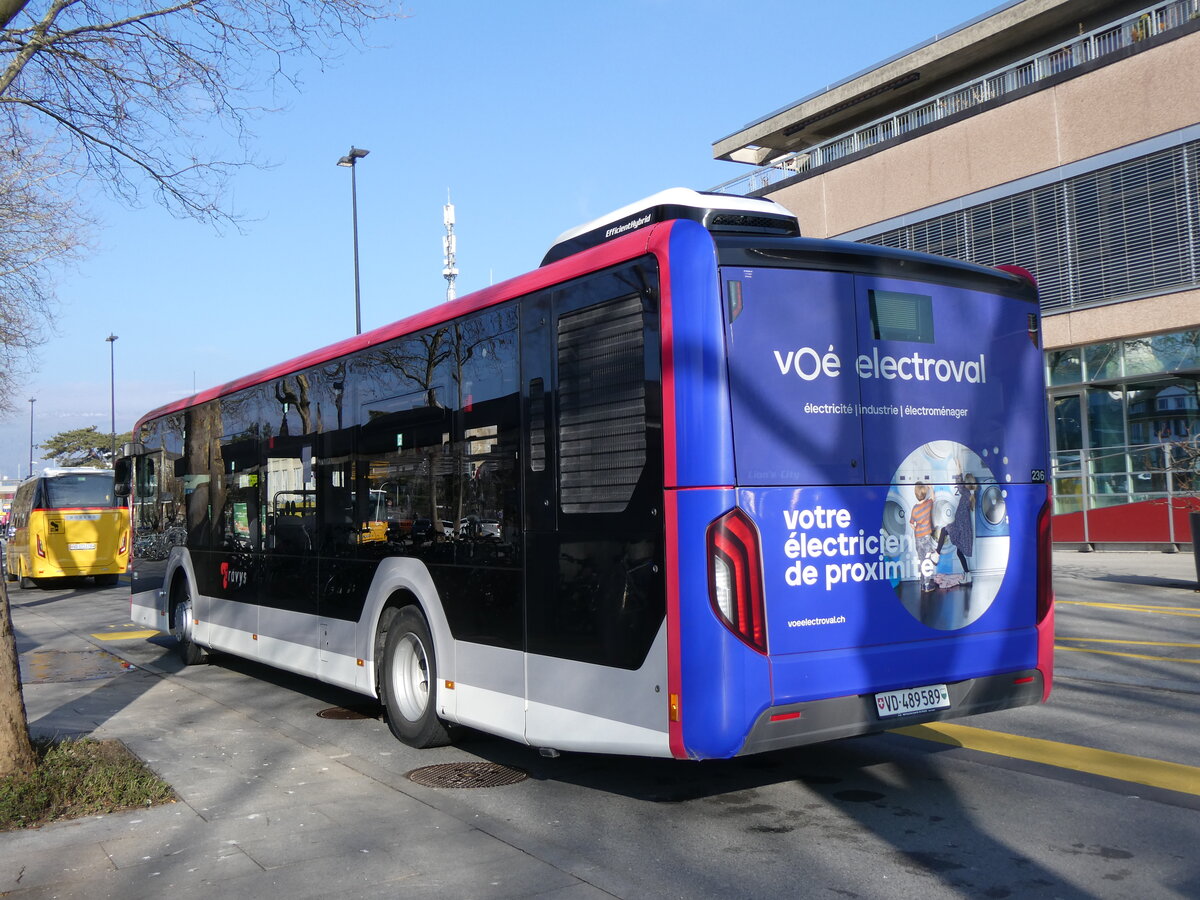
380 606 452 748
172 582 205 666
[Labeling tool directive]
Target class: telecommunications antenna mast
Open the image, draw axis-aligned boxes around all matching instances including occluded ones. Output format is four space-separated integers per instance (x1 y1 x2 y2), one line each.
443 190 458 302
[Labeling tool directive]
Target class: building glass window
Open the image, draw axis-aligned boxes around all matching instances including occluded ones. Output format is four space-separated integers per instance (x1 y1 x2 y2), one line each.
1046 348 1082 386
1083 343 1121 381
1046 327 1200 521
1126 330 1200 375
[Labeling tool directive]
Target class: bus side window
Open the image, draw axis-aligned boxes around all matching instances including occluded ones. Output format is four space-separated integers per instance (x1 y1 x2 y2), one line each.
133 456 158 529
136 457 156 497
528 378 546 472
219 437 261 552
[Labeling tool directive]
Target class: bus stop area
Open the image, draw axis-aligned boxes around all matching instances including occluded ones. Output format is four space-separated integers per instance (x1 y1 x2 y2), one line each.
6 593 600 898
3 547 1198 898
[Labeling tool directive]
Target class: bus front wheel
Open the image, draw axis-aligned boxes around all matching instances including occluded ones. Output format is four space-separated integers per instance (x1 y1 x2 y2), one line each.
172 582 205 666
379 606 452 748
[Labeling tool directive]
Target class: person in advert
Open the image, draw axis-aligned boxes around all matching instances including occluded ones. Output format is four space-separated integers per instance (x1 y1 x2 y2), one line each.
937 472 977 585
909 482 936 592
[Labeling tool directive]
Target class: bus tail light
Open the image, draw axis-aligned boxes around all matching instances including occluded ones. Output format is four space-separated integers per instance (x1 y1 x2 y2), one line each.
118 531 128 556
1036 488 1053 623
36 534 46 559
707 508 767 653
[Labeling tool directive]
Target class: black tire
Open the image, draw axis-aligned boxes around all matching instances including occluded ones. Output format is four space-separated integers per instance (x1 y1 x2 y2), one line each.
94 573 119 587
171 580 206 666
19 563 36 590
379 606 451 748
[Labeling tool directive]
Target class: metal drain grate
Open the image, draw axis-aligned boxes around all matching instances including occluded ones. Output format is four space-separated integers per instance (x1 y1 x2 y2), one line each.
407 762 528 789
316 706 373 720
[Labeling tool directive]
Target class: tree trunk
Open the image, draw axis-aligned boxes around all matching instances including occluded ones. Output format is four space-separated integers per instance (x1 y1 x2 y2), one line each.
0 577 36 777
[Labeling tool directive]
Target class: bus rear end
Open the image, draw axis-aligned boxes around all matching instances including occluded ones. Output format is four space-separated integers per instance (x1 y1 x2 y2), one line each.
667 228 1050 759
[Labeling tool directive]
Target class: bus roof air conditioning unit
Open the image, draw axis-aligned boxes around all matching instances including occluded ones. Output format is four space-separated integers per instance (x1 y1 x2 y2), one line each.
540 187 800 266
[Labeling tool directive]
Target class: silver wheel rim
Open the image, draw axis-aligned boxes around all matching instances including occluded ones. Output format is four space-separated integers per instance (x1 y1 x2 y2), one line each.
174 597 193 644
392 631 431 722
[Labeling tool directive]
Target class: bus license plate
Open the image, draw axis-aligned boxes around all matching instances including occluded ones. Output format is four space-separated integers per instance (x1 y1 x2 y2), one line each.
875 684 950 719
68 542 97 551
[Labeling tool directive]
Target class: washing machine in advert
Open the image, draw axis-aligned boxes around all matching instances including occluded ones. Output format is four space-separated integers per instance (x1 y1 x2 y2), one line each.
972 477 1011 583
882 498 907 539
976 480 1009 537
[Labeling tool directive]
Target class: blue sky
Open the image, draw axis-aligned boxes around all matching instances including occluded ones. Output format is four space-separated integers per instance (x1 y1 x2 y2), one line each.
0 0 1004 479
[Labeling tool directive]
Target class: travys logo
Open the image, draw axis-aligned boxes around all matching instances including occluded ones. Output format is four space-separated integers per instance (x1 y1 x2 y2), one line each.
772 345 987 384
220 561 248 589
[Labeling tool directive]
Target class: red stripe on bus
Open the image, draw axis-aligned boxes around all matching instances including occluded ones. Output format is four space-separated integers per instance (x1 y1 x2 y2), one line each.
655 221 678 487
664 489 685 759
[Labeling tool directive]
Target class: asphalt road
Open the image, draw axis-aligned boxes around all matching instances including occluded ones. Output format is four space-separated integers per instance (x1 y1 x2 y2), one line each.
7 549 1200 899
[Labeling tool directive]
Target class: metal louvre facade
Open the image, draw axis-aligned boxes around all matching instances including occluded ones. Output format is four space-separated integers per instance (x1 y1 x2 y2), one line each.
859 141 1200 313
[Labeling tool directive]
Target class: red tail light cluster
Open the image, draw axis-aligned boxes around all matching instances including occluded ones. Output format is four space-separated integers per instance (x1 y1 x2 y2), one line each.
36 534 46 559
707 508 767 653
1036 488 1053 622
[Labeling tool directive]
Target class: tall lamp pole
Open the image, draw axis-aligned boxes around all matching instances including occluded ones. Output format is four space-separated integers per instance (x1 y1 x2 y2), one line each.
27 397 35 476
106 333 118 463
336 146 370 335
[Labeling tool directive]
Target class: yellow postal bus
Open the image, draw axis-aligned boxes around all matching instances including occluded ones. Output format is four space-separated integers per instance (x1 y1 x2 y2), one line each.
4 468 129 587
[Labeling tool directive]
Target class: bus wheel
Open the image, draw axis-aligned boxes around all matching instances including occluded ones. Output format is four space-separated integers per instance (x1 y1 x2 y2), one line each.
19 563 36 590
172 582 205 666
380 606 451 748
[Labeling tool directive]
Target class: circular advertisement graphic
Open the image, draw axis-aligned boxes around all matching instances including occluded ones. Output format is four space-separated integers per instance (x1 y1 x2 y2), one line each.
883 441 1010 629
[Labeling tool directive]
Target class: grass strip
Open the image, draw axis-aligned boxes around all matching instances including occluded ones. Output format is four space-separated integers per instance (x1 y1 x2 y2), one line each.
0 737 175 830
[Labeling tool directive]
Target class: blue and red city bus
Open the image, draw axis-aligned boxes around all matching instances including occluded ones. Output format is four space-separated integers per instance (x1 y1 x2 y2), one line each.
125 188 1053 758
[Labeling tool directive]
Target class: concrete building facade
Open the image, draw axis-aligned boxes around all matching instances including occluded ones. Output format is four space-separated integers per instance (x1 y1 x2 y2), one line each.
713 0 1200 547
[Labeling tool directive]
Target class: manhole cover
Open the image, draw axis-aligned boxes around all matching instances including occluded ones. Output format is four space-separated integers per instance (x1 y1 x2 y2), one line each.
407 762 528 789
316 706 373 720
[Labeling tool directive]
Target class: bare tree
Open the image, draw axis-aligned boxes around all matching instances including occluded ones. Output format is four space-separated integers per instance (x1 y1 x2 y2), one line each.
0 146 85 417
0 0 402 780
1 0 401 221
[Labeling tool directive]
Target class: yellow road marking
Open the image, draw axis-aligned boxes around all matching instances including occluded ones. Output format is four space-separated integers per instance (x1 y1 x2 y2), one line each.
92 630 159 641
1056 646 1200 664
893 722 1200 796
1058 600 1200 618
1058 638 1200 647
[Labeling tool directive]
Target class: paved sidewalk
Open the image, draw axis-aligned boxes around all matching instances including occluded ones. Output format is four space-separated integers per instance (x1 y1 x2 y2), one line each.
4 592 600 900
2 548 1196 898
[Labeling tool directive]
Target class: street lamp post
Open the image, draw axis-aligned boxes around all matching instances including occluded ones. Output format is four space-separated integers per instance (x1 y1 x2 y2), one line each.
106 333 118 463
27 397 35 476
336 146 370 335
